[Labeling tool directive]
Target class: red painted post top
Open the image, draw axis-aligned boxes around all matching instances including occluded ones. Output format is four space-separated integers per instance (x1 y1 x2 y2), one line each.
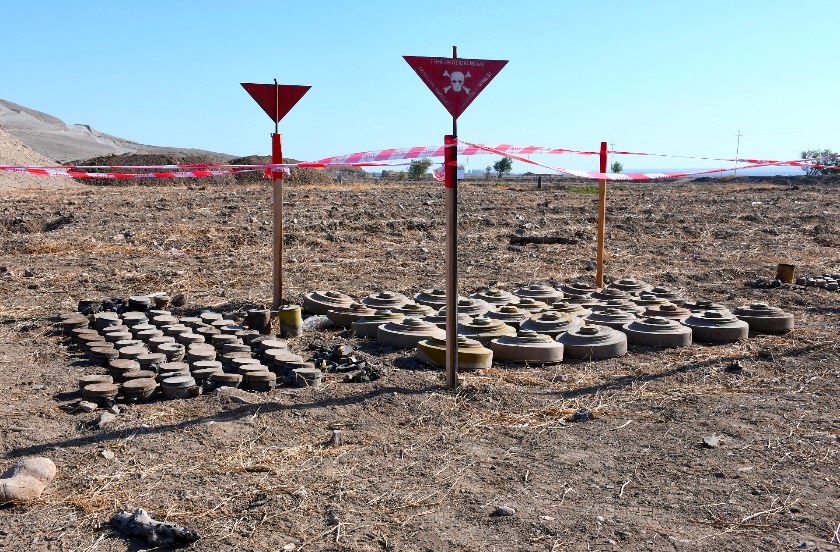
271 133 283 181
600 142 608 174
444 135 457 189
404 56 507 119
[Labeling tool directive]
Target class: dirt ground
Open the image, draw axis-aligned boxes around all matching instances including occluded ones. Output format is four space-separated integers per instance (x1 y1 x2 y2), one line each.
0 174 838 551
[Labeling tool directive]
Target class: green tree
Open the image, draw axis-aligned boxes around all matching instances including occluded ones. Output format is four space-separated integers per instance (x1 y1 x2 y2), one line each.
800 148 840 175
493 157 513 178
484 166 493 180
407 158 432 180
611 161 623 173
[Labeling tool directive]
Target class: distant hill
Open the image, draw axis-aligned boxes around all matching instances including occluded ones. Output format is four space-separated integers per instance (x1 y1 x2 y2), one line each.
0 99 235 163
0 126 79 190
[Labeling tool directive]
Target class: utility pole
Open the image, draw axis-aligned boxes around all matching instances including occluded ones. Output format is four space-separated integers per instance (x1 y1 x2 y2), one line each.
734 131 742 176
610 142 615 169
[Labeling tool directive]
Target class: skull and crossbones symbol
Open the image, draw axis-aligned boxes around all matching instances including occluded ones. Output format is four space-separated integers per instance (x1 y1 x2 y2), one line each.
443 70 471 93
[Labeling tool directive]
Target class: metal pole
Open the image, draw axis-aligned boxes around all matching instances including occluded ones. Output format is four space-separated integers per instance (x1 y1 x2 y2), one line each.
445 45 459 391
271 79 284 309
596 141 607 288
734 130 742 176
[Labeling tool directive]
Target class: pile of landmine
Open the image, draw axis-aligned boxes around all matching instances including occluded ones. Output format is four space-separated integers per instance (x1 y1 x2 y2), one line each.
752 271 840 291
796 273 840 291
60 298 322 408
303 279 795 369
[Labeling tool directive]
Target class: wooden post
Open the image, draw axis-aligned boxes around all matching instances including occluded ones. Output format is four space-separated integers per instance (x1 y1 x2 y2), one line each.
444 133 457 391
271 79 284 310
272 133 283 309
241 79 310 309
596 141 607 288
445 45 458 391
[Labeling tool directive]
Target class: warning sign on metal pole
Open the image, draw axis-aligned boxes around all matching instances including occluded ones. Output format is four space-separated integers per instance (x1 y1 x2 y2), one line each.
240 81 311 311
405 51 507 392
403 56 508 119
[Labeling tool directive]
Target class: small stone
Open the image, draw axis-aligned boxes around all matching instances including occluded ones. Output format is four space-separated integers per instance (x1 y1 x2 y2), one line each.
491 505 515 517
101 449 115 460
95 412 116 429
107 405 120 415
78 401 98 413
215 387 257 405
702 435 720 448
597 515 605 523
725 360 744 372
291 488 307 499
326 508 339 525
572 408 594 422
282 545 296 551
329 430 343 446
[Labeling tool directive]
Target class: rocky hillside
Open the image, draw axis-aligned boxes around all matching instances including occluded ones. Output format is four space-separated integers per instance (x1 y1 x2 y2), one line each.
0 127 74 190
0 99 234 163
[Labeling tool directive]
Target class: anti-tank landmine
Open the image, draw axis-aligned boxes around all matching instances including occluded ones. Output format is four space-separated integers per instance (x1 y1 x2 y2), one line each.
416 335 492 370
519 311 583 339
489 331 564 364
377 318 445 349
731 303 795 333
682 310 749 343
556 325 628 360
583 308 638 331
622 316 693 348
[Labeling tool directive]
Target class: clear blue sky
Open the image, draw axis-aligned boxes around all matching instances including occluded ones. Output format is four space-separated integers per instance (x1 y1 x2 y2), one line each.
3 0 838 173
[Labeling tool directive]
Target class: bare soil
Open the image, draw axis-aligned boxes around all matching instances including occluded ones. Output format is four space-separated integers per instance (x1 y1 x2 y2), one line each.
0 175 838 551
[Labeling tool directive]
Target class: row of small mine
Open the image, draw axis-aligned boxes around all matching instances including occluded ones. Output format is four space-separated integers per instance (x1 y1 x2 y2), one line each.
60 300 319 407
796 273 840 290
305 278 794 367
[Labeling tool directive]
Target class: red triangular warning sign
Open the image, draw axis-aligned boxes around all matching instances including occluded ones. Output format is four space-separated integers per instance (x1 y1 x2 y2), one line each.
403 56 507 119
241 83 311 124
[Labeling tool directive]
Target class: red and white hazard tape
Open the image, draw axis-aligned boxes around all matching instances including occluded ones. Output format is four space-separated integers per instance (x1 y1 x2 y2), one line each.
1 142 837 181
0 167 261 179
457 141 839 181
310 143 839 167
0 161 412 179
